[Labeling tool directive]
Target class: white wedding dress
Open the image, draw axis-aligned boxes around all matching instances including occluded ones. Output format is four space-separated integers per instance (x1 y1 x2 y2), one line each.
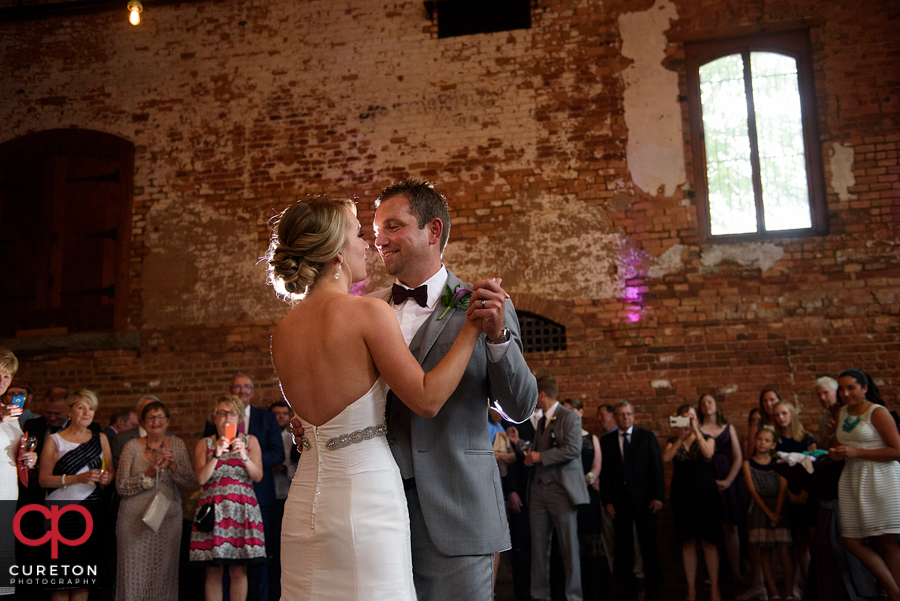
280 377 416 601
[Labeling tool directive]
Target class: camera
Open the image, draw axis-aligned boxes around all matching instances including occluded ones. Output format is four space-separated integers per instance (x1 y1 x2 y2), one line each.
669 415 690 428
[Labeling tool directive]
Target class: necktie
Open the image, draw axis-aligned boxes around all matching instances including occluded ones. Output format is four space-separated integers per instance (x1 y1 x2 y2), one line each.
622 431 630 462
391 283 428 307
538 415 546 436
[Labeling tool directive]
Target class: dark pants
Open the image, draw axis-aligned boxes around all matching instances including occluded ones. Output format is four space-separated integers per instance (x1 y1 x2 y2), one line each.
507 498 532 601
611 502 661 601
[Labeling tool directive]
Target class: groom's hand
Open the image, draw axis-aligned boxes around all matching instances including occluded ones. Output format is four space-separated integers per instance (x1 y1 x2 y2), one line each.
289 417 305 445
466 278 510 341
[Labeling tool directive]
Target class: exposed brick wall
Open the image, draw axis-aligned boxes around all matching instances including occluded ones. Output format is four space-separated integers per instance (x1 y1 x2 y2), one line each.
1 0 897 446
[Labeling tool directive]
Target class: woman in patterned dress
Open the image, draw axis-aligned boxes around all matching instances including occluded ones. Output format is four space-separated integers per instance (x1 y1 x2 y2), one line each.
190 395 266 601
830 369 900 601
116 401 195 601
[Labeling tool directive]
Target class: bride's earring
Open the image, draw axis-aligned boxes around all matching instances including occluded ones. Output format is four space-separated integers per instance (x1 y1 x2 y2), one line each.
334 263 342 280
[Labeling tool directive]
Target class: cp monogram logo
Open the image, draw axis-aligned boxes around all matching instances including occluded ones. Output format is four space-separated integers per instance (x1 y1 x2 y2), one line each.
13 504 93 559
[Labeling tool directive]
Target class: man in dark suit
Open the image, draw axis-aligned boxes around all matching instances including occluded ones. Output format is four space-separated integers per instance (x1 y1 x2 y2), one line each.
204 373 284 601
599 400 665 601
526 375 590 601
103 408 137 443
372 180 537 600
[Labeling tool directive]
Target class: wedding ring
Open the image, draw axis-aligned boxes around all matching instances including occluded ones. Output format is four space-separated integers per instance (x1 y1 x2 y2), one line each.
481 299 486 308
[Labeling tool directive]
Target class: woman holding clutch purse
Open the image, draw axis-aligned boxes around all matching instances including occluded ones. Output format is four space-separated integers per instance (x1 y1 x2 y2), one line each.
115 400 194 601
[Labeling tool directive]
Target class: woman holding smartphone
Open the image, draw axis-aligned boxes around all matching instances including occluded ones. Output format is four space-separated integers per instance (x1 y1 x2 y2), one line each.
190 395 265 601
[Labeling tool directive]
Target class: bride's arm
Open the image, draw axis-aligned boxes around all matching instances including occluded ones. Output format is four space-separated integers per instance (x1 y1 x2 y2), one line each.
360 297 481 418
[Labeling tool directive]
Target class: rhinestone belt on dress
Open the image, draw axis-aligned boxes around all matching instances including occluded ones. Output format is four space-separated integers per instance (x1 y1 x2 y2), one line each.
300 423 388 451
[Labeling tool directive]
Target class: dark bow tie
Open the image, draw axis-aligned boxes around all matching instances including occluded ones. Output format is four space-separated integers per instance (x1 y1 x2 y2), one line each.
391 283 428 308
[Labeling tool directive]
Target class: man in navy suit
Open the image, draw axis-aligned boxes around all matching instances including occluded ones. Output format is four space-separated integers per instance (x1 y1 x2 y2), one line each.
599 400 665 601
205 373 285 601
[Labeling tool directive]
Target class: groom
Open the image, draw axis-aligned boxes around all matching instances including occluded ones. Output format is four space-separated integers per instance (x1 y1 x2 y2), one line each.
372 179 537 600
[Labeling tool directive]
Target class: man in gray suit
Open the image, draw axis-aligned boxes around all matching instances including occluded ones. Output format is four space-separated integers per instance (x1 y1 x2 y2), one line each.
525 375 590 601
372 179 537 601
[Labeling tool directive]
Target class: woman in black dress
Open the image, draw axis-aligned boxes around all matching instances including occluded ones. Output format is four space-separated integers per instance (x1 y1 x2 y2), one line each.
562 398 606 601
663 403 722 601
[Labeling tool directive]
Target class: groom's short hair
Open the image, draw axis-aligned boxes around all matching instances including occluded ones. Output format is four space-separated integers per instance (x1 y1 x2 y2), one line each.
376 179 451 252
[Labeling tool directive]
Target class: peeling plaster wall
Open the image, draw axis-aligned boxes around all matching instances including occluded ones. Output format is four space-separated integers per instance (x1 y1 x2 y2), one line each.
830 144 856 201
618 0 685 197
443 190 629 300
700 242 785 272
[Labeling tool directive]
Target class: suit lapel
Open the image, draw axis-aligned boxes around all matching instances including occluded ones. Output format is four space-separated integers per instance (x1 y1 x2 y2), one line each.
414 271 464 363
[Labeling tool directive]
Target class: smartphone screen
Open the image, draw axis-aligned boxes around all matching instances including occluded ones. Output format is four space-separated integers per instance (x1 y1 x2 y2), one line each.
11 395 25 409
225 422 237 441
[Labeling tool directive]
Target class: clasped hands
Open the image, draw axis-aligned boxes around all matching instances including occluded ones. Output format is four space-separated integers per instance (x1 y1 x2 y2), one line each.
464 278 511 342
145 447 176 477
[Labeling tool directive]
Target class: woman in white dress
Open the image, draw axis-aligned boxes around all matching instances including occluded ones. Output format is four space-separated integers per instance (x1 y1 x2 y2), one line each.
829 368 900 601
267 198 485 601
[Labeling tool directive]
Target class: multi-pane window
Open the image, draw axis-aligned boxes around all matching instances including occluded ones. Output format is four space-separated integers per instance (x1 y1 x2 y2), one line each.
685 31 826 240
518 311 567 353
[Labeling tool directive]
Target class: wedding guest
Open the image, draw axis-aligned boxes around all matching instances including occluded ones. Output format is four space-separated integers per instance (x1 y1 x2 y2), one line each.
698 394 745 584
562 398 607 601
112 394 162 467
830 369 900 601
268 399 297 601
116 401 194 601
2 380 36 424
742 407 762 472
38 389 115 601
191 395 265 601
773 400 815 597
505 414 537 601
596 403 617 435
664 403 721 601
814 376 840 448
202 374 283 601
104 409 137 443
743 427 793 601
759 388 781 428
0 348 35 598
600 400 665 601
526 377 589 601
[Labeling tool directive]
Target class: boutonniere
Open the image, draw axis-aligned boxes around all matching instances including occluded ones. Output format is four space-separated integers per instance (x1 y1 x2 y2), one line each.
438 285 472 320
550 415 558 425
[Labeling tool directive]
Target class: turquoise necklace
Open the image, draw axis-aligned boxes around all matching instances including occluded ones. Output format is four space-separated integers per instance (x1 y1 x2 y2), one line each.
842 401 869 433
842 414 861 432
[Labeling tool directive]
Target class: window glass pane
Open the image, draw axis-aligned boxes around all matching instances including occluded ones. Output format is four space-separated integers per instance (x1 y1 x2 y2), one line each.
699 54 757 235
750 52 811 230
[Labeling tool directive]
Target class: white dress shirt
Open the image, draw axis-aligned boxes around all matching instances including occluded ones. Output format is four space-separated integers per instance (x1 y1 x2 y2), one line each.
391 265 510 360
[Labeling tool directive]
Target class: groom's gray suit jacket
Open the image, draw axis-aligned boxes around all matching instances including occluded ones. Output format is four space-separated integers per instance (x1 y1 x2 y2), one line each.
374 270 537 556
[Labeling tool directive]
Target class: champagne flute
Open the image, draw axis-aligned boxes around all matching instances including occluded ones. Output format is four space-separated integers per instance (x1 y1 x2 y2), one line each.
21 435 37 468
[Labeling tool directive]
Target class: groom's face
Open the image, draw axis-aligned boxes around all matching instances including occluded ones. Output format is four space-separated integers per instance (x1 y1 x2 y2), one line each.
374 195 435 286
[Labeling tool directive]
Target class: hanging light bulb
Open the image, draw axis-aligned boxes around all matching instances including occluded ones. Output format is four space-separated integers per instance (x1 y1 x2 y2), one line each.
127 0 143 25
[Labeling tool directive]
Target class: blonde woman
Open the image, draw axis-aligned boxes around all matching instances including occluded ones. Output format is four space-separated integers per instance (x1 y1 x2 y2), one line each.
38 390 114 601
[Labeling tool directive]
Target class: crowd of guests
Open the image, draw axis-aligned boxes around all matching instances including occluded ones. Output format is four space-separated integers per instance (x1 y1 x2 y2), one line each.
495 372 900 601
0 347 295 601
4 344 900 601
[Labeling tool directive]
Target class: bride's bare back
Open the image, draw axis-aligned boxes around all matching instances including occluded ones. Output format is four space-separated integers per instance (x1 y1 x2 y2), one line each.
272 288 481 426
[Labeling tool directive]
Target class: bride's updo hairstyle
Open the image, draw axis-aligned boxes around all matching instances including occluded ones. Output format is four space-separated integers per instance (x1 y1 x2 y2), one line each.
267 198 356 300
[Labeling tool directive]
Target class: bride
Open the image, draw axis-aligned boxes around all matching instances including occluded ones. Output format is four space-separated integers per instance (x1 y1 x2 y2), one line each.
267 198 483 600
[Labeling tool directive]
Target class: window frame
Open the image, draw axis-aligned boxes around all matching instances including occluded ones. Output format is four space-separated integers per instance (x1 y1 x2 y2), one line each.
685 29 827 242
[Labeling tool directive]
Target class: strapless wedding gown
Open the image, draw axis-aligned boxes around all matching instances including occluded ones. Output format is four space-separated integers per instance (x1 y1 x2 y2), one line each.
280 377 416 600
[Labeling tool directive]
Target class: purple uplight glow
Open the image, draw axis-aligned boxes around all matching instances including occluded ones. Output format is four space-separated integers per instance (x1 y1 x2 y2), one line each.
618 248 646 323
